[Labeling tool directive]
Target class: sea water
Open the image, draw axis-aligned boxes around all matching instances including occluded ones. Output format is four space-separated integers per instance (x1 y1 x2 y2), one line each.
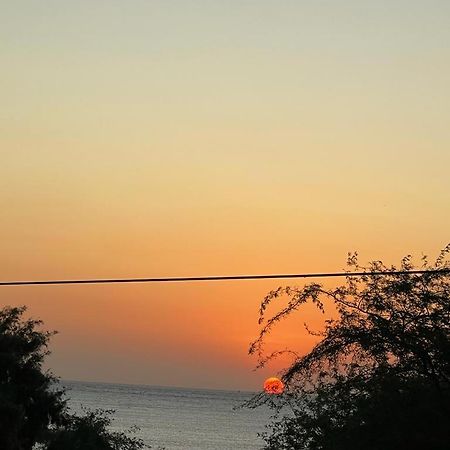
63 380 272 450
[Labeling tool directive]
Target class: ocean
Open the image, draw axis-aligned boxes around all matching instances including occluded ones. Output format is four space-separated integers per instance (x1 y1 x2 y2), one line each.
62 380 272 450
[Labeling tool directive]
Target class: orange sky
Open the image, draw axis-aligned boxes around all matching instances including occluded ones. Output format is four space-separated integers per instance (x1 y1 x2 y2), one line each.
1 1 450 390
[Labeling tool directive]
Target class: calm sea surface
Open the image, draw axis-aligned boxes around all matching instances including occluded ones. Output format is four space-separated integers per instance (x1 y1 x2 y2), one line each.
63 380 272 450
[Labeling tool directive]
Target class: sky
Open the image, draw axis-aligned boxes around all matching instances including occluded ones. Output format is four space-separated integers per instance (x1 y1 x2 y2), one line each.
1 0 450 391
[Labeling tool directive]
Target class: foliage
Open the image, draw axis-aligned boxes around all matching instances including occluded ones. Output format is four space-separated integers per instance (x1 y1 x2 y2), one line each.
46 409 146 450
0 305 149 450
248 246 450 450
0 306 66 450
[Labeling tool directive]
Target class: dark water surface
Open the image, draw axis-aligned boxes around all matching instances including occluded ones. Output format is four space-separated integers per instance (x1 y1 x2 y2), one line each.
63 380 272 449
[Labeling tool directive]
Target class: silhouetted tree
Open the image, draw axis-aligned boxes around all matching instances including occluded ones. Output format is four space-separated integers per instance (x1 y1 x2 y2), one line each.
248 246 450 450
0 306 65 450
0 306 149 450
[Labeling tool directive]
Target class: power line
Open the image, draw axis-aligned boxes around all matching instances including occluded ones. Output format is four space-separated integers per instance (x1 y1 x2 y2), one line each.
0 269 448 287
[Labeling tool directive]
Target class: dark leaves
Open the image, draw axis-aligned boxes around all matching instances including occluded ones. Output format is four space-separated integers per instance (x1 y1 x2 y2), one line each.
249 246 450 450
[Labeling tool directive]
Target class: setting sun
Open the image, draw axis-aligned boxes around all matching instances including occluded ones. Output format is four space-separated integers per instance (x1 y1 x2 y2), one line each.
263 377 284 395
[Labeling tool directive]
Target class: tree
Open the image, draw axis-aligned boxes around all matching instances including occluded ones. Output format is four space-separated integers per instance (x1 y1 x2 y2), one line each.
0 306 66 450
248 246 450 450
0 306 149 450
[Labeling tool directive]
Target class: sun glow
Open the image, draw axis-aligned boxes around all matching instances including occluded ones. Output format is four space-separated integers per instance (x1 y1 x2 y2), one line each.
263 377 284 394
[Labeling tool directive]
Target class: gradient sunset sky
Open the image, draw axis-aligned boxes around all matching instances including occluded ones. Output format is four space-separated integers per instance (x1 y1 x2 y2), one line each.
1 1 450 390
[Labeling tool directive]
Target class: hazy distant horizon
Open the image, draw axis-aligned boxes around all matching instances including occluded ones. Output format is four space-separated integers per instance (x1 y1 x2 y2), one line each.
61 377 260 395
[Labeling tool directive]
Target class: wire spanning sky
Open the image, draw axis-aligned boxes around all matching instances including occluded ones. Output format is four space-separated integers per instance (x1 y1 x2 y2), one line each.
1 269 449 286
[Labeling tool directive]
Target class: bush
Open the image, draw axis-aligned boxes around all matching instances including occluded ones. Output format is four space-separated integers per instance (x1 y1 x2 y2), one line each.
46 409 145 450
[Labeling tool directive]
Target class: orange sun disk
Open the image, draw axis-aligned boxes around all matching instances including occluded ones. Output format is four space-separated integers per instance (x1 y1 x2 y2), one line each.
263 377 285 394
